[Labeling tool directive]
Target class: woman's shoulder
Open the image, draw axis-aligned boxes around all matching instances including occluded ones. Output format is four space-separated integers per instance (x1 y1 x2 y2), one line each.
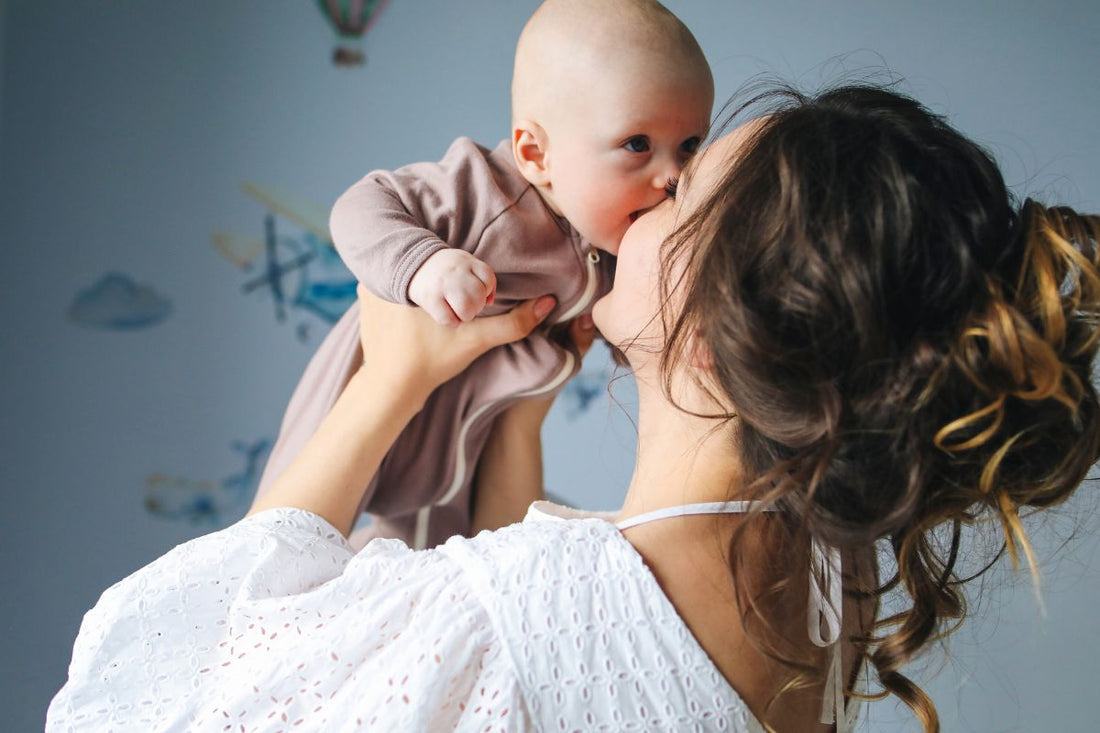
438 501 622 580
48 508 520 731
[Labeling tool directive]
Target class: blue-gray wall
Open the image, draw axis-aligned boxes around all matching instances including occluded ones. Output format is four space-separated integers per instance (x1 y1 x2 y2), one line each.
0 0 6 165
2 1 1098 730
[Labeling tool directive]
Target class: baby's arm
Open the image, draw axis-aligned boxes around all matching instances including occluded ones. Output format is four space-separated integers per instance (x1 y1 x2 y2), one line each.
329 139 500 325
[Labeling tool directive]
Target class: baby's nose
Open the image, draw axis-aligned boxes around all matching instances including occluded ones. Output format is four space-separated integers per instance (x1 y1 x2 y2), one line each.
650 155 682 188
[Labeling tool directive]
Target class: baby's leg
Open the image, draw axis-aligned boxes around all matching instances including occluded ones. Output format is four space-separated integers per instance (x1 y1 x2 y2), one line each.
254 300 363 500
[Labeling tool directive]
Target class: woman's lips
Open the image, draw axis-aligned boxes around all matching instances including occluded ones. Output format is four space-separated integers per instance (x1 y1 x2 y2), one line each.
629 203 659 223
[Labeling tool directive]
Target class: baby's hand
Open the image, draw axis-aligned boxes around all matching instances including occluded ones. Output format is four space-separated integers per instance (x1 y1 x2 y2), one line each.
408 249 497 326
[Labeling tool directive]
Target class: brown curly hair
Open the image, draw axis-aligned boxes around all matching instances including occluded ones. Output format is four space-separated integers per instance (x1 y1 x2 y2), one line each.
659 83 1100 730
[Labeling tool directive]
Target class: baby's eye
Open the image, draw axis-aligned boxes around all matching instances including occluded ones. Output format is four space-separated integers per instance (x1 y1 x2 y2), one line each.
680 137 702 156
664 177 679 199
622 136 650 153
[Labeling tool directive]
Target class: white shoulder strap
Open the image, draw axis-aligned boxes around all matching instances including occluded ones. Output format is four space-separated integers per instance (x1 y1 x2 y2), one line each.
614 501 759 530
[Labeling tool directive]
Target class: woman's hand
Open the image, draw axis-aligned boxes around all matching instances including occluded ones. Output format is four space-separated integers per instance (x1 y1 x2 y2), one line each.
249 289 557 536
357 285 557 408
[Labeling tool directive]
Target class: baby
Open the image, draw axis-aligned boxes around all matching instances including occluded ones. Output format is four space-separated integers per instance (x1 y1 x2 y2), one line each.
255 0 714 549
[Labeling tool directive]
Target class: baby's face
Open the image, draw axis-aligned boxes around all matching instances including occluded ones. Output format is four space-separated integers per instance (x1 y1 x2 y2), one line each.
543 66 713 255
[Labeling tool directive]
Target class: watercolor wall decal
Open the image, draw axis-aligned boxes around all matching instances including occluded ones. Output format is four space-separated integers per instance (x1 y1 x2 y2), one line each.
144 438 272 526
68 272 172 330
214 183 357 342
317 0 391 66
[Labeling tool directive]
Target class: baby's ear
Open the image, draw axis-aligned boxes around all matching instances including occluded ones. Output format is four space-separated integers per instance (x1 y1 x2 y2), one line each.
512 121 551 186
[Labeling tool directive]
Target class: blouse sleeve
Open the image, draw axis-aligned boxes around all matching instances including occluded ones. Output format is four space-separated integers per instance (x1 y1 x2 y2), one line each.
47 508 531 732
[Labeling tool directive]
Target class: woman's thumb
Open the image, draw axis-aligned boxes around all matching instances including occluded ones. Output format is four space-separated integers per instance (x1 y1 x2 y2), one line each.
533 296 557 321
474 296 556 350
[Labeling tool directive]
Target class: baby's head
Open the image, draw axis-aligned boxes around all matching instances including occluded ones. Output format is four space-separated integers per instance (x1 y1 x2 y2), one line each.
511 0 714 254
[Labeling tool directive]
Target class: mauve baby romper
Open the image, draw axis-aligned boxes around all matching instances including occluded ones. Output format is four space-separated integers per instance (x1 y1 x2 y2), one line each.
254 137 614 548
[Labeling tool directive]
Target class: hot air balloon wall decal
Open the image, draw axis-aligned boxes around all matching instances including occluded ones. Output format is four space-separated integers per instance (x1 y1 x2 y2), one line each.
318 0 391 67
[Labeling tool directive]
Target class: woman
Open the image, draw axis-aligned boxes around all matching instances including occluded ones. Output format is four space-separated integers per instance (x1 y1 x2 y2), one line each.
48 85 1100 732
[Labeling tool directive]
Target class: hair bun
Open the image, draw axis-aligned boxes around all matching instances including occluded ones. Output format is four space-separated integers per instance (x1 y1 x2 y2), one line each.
932 199 1100 571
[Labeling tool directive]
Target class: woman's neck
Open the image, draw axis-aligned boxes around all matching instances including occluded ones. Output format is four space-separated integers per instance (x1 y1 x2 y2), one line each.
618 370 747 519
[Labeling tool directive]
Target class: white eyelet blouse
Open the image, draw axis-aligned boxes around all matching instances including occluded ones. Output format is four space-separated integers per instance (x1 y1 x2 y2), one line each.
47 504 770 732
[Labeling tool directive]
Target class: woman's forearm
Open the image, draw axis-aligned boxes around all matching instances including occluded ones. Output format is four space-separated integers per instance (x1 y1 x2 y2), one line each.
247 369 426 536
247 291 554 537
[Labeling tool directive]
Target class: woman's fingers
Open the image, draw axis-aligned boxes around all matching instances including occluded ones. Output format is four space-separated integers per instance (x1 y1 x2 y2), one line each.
465 295 556 354
356 286 557 397
572 313 596 356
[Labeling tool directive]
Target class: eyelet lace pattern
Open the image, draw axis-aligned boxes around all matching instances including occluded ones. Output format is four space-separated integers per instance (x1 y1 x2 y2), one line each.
48 507 763 731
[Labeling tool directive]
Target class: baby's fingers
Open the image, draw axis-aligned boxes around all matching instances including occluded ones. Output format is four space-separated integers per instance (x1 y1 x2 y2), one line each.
420 295 462 326
446 272 495 322
471 259 498 306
